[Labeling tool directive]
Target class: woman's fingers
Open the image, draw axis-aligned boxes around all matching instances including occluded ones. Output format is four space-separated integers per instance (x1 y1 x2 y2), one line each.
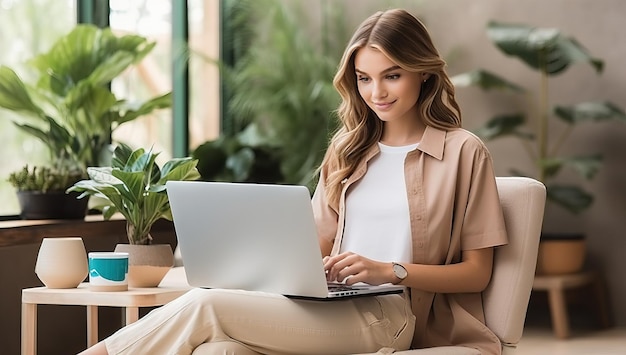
323 252 352 282
326 254 388 285
325 253 375 284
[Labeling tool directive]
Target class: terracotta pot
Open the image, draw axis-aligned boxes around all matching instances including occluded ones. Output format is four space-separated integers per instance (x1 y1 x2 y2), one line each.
35 237 88 288
114 244 174 287
536 235 586 275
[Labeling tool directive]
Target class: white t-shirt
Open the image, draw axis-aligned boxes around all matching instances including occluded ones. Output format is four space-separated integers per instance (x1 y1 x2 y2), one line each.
340 142 417 263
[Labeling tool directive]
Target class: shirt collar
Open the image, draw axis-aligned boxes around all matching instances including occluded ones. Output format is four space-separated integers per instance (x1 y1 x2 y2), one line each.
362 125 447 163
414 125 446 160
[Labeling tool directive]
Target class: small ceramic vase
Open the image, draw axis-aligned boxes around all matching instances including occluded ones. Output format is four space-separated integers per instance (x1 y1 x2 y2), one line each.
35 237 89 288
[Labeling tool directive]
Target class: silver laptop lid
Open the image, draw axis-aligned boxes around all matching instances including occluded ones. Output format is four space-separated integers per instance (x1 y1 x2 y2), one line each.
166 181 331 298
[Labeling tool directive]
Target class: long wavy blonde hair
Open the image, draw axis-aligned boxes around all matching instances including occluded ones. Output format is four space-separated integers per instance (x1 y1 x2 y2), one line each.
321 9 462 207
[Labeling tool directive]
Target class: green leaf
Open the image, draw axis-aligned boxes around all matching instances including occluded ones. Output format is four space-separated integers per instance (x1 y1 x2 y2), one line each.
66 181 126 216
129 148 158 173
159 158 201 183
554 101 626 124
111 143 135 169
116 92 173 125
547 184 593 214
86 167 121 184
473 113 532 140
565 155 603 180
13 123 53 149
451 69 525 92
83 52 143 88
12 116 75 166
129 148 161 185
487 21 603 75
141 192 169 224
540 155 602 180
102 205 119 220
111 170 145 205
555 37 604 73
0 66 45 115
65 84 117 120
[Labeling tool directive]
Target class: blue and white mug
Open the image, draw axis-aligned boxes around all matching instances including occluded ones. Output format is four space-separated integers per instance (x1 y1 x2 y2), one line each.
88 252 129 291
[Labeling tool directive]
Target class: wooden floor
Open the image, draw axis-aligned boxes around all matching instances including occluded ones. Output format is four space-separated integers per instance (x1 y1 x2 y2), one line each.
517 326 626 354
516 294 624 355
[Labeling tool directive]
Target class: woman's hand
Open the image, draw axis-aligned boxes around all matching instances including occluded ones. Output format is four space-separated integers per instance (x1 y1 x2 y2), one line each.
323 252 394 286
321 248 495 292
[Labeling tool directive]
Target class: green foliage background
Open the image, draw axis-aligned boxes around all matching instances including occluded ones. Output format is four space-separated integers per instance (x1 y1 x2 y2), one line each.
0 0 76 215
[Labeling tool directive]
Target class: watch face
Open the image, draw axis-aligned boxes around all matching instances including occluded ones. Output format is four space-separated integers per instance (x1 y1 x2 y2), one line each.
393 263 407 279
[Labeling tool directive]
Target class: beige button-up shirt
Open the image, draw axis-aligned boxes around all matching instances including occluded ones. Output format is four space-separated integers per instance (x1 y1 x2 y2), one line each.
312 126 508 354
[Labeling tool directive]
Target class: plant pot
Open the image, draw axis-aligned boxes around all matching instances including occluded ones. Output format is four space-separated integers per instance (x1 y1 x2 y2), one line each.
35 237 88 288
17 191 89 220
536 234 586 275
114 244 174 287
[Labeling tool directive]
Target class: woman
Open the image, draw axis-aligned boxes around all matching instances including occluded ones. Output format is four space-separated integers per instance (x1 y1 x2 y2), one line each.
81 8 507 355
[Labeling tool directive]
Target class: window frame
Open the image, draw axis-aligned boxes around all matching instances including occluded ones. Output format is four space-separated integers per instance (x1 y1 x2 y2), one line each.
77 0 204 159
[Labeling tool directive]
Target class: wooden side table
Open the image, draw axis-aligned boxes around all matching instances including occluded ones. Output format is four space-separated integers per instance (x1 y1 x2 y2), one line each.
21 284 190 355
532 270 611 339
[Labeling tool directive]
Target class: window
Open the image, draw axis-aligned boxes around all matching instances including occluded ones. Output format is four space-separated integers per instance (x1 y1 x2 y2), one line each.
109 0 220 162
109 0 175 159
0 0 77 215
0 0 220 216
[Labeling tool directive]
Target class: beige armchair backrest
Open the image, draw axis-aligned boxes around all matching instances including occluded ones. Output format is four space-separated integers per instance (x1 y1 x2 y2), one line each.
484 177 546 349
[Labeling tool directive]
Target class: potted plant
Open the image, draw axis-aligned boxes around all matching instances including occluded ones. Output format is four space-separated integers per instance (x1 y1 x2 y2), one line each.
213 0 344 187
68 143 201 287
193 123 284 184
0 24 172 219
7 165 87 219
452 22 626 274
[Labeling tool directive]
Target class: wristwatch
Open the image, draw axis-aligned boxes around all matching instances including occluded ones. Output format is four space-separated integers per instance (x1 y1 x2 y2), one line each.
392 262 408 282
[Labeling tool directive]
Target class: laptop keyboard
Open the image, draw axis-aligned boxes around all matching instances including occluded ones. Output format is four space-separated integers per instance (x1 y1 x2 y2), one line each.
327 282 363 292
328 284 351 292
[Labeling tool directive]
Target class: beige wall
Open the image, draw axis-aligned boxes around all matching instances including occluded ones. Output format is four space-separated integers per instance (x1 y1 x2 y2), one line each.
322 0 626 325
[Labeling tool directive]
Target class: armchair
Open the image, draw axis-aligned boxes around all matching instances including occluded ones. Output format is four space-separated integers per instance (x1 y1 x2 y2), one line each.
165 176 546 354
385 177 546 354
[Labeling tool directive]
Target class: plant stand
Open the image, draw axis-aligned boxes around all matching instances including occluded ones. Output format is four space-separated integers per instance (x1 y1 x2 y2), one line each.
532 270 611 338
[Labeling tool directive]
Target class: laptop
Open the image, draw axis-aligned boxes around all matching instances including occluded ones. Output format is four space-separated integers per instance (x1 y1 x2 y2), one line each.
166 181 406 300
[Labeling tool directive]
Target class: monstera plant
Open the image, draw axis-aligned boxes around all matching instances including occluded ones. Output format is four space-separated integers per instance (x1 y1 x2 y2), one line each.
452 21 626 275
452 21 626 214
0 24 171 218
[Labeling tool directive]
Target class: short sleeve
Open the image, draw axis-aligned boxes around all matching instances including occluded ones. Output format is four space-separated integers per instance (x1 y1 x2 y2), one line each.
461 146 508 250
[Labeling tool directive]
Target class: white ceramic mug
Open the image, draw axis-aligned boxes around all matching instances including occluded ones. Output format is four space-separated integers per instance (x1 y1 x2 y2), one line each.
35 237 88 288
88 252 129 291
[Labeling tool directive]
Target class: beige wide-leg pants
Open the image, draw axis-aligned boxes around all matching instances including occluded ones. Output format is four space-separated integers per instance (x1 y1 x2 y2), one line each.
105 288 415 355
